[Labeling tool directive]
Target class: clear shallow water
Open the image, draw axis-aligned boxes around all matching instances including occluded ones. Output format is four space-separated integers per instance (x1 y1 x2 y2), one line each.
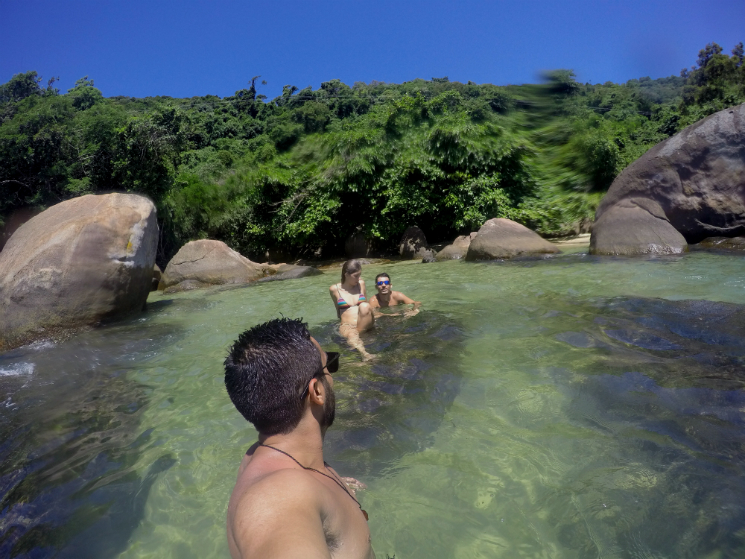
1 250 745 558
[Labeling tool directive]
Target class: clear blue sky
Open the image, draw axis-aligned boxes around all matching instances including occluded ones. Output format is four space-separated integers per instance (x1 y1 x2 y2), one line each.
1 0 743 99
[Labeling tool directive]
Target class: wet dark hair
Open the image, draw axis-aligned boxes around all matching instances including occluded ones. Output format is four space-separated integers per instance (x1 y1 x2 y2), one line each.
341 259 362 284
375 272 390 283
224 318 322 436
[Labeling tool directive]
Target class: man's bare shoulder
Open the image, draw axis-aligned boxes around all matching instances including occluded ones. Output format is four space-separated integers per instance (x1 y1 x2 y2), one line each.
235 466 321 508
392 291 413 303
229 468 328 558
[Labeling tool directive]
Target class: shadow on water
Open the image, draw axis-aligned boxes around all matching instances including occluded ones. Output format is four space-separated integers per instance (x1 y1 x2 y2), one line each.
314 310 468 478
540 296 745 558
552 296 745 389
0 297 202 558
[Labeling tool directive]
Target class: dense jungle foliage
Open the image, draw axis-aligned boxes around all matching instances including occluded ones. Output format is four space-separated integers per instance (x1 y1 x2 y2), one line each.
1 42 743 264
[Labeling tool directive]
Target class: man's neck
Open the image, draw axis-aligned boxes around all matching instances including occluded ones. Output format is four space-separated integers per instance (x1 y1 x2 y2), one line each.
258 420 326 469
377 291 392 304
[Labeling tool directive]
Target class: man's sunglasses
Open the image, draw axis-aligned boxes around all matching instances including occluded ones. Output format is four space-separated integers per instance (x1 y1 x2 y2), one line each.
376 280 390 286
299 352 339 400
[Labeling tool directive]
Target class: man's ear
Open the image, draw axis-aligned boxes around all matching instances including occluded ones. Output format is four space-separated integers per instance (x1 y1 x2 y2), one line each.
308 377 325 405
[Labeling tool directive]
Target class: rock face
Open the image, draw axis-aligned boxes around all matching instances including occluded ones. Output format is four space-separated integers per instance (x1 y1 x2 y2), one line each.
436 233 478 261
161 240 264 291
465 219 560 261
399 226 428 259
591 103 745 255
0 207 41 251
0 193 158 351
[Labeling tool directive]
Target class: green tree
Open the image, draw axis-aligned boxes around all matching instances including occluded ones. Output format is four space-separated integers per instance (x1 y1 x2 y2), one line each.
732 42 744 67
0 71 42 104
697 43 723 68
112 110 183 198
67 76 103 110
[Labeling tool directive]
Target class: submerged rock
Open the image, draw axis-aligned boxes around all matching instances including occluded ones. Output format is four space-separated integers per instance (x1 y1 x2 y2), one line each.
258 264 323 282
161 240 264 291
694 236 745 251
419 249 437 263
163 279 213 294
591 103 745 255
0 193 158 351
465 218 560 260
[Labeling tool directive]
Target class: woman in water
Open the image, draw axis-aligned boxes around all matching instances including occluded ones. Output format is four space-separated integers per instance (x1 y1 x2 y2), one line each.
329 259 375 359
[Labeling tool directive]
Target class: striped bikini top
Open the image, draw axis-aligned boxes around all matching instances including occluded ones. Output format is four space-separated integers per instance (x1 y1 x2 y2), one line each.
336 284 366 309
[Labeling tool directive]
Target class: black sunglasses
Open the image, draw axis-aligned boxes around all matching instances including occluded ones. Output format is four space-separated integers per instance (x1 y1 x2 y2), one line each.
299 352 340 400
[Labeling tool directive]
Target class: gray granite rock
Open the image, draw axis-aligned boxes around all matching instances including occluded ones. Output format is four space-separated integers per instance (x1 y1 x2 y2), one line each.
466 219 559 260
161 240 264 289
399 226 428 259
0 193 158 351
591 103 745 255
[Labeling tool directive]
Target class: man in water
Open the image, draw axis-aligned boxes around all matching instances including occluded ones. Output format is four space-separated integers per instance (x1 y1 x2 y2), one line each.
224 318 374 559
369 273 420 317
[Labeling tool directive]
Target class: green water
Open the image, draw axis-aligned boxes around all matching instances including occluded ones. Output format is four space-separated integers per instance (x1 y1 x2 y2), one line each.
2 249 745 558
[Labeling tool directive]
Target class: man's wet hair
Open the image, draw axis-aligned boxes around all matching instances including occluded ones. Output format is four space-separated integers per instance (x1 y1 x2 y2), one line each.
224 318 322 436
375 272 390 283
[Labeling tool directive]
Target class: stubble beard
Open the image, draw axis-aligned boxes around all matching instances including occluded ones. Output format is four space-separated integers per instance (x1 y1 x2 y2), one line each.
321 376 336 434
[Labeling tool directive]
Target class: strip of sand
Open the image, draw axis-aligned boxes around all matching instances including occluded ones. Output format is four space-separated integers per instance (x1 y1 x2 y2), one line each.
550 233 591 247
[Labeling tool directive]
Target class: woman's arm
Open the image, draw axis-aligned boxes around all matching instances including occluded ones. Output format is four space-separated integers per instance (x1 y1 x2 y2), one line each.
329 285 342 314
360 279 368 300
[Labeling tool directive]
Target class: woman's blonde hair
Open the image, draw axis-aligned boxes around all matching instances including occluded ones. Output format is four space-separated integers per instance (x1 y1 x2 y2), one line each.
341 259 362 284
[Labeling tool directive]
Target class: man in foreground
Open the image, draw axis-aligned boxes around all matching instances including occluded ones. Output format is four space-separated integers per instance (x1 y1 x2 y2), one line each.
369 273 421 317
224 318 374 559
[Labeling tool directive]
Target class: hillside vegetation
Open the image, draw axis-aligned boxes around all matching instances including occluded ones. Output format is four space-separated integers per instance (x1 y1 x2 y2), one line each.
1 42 743 264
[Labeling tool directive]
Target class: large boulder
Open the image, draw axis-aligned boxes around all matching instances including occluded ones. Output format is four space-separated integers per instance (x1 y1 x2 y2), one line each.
399 226 428 259
0 207 41 251
0 193 158 351
465 218 560 260
436 233 478 261
591 198 687 255
591 103 745 255
161 240 264 291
